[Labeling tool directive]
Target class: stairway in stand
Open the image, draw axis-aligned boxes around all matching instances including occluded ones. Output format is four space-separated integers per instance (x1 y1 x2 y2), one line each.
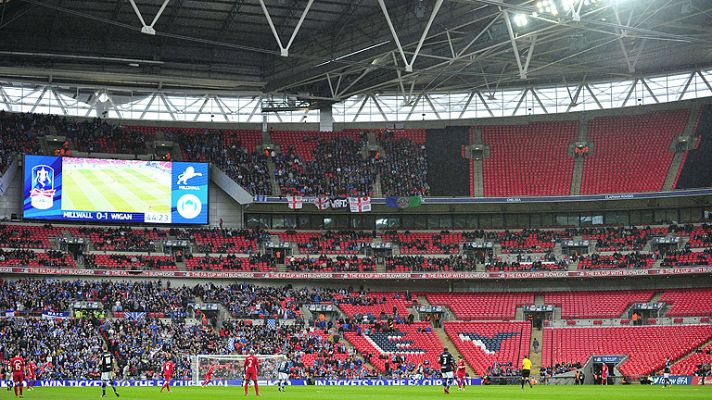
528 326 544 376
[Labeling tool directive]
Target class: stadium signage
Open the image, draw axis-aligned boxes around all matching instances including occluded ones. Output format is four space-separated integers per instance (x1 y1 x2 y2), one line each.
651 376 692 385
31 379 482 387
2 266 710 280
22 156 209 225
693 377 712 385
592 356 625 363
312 379 481 386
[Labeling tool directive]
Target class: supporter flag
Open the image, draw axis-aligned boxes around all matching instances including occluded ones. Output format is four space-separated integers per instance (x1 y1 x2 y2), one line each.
348 197 372 213
5 310 14 318
227 337 236 352
385 196 422 209
254 195 268 203
313 197 330 210
286 195 303 209
41 311 70 320
125 312 147 321
267 319 277 329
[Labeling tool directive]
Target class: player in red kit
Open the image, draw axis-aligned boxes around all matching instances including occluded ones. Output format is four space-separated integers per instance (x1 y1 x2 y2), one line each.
201 362 216 387
600 363 608 386
456 356 467 390
243 350 260 396
160 354 176 393
10 353 25 398
25 360 36 391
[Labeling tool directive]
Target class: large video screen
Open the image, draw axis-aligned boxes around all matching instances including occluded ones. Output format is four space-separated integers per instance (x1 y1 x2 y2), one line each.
23 155 208 224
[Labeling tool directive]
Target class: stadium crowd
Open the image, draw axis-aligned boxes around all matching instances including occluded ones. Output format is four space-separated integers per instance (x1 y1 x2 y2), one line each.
172 129 272 195
275 136 374 197
0 317 106 380
375 131 430 196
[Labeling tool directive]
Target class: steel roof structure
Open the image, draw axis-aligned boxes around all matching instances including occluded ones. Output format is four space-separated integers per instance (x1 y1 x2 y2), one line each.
0 0 711 121
1 0 712 95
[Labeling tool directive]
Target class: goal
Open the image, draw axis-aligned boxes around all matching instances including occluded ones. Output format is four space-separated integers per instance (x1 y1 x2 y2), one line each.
192 354 288 386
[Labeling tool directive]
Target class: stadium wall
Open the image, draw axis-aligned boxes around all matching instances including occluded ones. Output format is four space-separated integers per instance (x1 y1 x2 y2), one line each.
0 161 21 221
208 183 243 227
676 104 712 189
425 127 471 196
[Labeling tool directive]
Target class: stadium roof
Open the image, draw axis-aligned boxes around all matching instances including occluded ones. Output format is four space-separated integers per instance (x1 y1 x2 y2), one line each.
0 0 711 103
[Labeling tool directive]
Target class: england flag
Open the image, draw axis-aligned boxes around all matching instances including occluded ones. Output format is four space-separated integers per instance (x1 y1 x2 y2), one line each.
287 195 303 209
348 197 372 213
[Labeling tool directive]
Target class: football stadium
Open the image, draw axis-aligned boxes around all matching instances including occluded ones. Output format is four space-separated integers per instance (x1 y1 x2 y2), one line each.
0 0 712 399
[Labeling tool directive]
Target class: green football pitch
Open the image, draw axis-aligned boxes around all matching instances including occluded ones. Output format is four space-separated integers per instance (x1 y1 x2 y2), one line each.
62 164 171 214
17 385 712 400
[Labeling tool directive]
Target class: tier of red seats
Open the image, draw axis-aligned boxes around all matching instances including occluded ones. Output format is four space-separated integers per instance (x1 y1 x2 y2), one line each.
481 121 578 197
381 232 462 255
124 126 263 154
583 227 668 251
485 261 565 272
544 290 654 319
578 253 655 270
270 130 362 162
185 256 274 272
580 109 689 194
73 227 165 251
670 342 712 375
384 256 476 272
426 293 534 320
0 224 66 249
542 325 712 377
661 251 712 267
336 293 411 318
392 129 426 144
343 322 443 372
191 231 257 253
498 231 557 253
286 256 376 272
660 288 712 317
444 321 531 375
88 254 176 270
688 225 712 248
278 232 373 255
0 250 75 268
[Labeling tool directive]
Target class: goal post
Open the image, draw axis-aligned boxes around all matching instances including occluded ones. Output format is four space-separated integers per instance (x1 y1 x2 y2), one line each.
193 354 288 386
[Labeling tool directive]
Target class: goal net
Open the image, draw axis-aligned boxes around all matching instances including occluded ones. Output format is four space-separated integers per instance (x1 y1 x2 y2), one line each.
193 354 288 386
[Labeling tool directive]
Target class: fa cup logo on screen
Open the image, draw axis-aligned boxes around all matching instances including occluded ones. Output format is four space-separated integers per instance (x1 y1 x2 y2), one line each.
30 165 56 210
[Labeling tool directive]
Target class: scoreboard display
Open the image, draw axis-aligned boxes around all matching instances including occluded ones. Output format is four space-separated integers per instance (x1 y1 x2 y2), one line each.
23 155 208 225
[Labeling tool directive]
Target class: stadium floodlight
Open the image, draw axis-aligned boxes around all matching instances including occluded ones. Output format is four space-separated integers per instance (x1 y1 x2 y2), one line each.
513 14 529 27
536 0 559 16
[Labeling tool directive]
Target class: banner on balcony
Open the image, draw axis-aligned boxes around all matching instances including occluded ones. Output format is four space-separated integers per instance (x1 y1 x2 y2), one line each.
286 195 303 209
312 197 331 210
348 197 371 213
385 196 422 209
